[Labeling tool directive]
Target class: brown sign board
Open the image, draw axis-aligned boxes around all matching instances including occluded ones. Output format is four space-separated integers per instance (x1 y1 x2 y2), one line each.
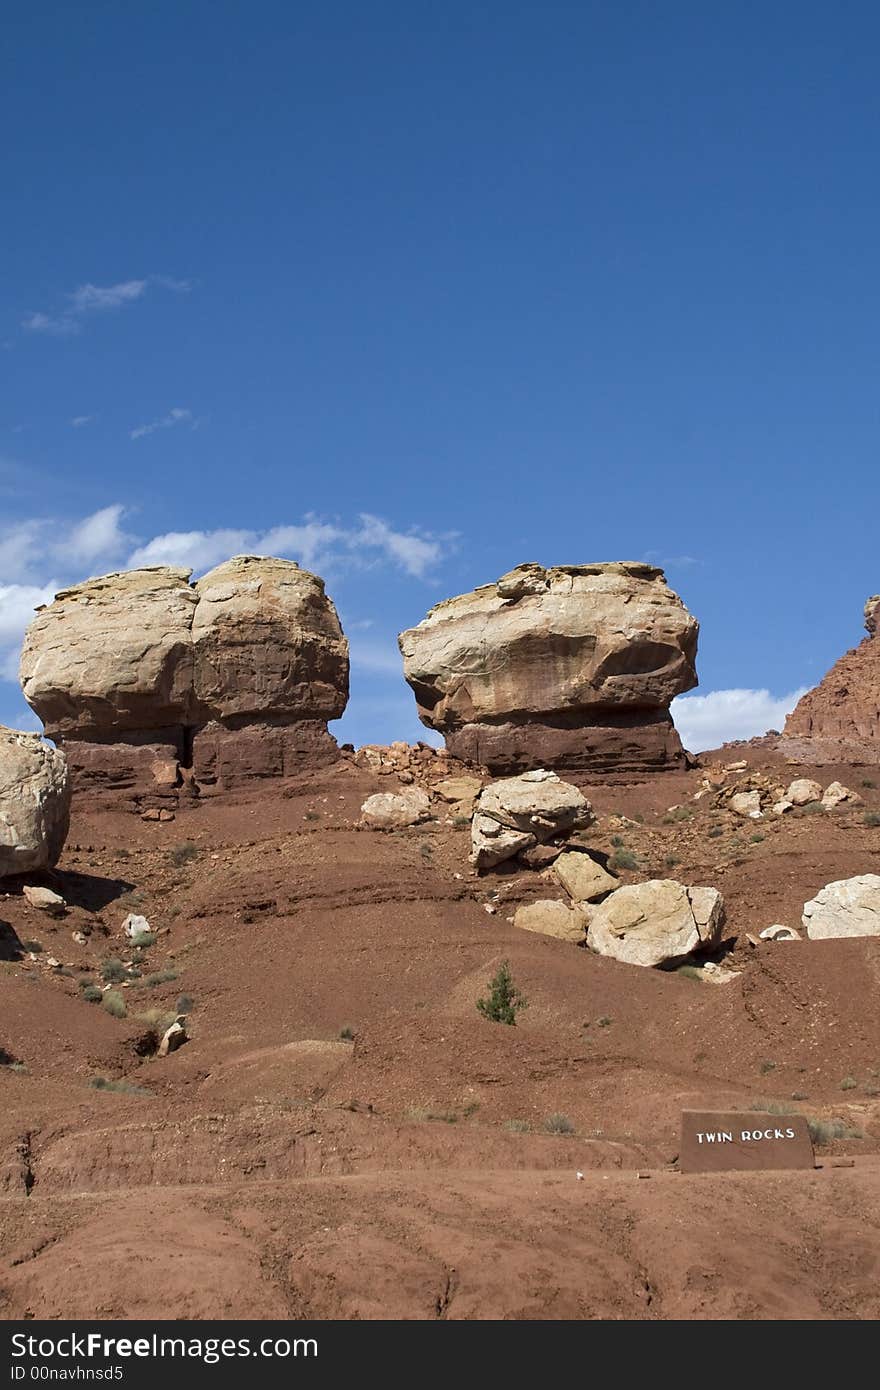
679 1110 814 1173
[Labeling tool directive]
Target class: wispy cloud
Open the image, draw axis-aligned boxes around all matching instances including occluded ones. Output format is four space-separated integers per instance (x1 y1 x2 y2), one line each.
70 415 95 428
128 513 450 579
130 407 193 441
671 687 809 753
22 275 189 337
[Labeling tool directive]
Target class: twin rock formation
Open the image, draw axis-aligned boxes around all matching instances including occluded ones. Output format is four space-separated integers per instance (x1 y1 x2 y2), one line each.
20 556 348 801
20 557 699 802
400 562 698 775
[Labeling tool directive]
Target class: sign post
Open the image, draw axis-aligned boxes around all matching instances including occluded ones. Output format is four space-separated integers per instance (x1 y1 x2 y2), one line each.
679 1110 814 1173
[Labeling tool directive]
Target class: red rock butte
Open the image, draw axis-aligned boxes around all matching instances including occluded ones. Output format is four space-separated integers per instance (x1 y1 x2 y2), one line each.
19 555 350 806
781 594 880 765
399 561 699 776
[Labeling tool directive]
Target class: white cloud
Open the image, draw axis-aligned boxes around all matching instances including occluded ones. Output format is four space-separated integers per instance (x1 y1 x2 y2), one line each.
57 505 131 568
70 415 95 428
22 275 187 336
128 514 448 579
0 583 58 646
130 407 193 441
672 687 808 753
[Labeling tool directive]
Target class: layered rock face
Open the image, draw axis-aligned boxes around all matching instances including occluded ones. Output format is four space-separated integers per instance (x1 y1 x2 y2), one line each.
781 595 880 764
0 727 70 877
399 562 698 775
19 557 349 802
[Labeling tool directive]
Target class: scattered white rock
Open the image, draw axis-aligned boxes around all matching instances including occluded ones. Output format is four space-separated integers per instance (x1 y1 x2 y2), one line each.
22 885 66 916
730 791 763 819
697 961 742 984
553 851 617 903
771 799 793 816
72 930 88 946
360 787 430 829
587 879 725 968
514 898 590 943
122 913 151 940
471 770 592 870
821 781 858 810
802 875 880 939
725 760 748 771
786 778 823 806
759 924 801 941
157 1020 187 1057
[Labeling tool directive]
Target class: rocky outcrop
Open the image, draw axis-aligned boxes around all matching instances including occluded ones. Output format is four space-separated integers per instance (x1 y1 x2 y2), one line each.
586 879 725 967
19 557 349 803
802 876 880 939
399 562 698 775
0 727 70 877
781 595 880 764
470 770 592 870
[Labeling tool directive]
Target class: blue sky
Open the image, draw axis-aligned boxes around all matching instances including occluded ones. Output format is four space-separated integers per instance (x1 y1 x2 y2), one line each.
2 2 878 750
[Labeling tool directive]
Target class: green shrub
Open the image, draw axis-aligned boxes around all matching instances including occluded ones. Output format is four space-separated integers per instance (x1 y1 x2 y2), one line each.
544 1113 575 1135
129 931 156 949
476 960 527 1026
339 1026 356 1041
505 1119 531 1133
169 841 200 867
662 806 693 823
610 848 638 871
676 964 704 982
102 990 127 1019
750 832 764 843
841 1075 858 1090
861 779 876 789
176 994 193 1015
597 1015 613 1027
864 811 880 828
759 1059 776 1075
89 1077 150 1096
610 834 625 848
808 1117 863 1145
141 969 179 988
100 958 127 983
707 826 723 838
82 984 103 1003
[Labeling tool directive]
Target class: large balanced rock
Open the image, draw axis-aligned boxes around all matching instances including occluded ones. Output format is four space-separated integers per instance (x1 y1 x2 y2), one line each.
19 557 349 802
0 727 70 877
399 562 698 775
470 769 592 870
781 594 880 764
802 875 880 939
587 879 724 967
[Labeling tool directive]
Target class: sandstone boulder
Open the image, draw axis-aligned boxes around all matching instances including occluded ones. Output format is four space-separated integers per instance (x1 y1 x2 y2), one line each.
19 557 349 801
821 781 857 810
400 562 698 774
730 791 763 818
360 788 430 829
553 851 617 903
802 875 880 939
760 924 801 941
0 728 70 878
22 885 66 915
786 779 823 807
471 770 592 870
432 776 484 804
513 899 589 943
781 595 880 764
587 879 725 967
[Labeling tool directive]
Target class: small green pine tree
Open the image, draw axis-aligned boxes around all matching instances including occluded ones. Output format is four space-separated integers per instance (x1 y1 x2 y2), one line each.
477 960 527 1026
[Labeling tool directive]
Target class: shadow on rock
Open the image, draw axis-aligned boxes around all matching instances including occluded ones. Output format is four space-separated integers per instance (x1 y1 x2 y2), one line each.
53 870 136 912
0 920 26 961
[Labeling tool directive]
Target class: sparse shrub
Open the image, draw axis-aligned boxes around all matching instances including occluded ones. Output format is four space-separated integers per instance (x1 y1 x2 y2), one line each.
544 1113 575 1135
129 930 156 949
176 994 193 1015
760 1059 776 1075
791 1091 809 1101
419 842 433 861
861 779 876 789
82 984 103 1003
303 811 320 822
610 848 638 871
89 1077 150 1096
662 806 693 824
597 1015 612 1027
676 964 704 982
169 841 199 867
749 832 764 843
841 1075 858 1090
100 958 127 983
476 960 527 1026
808 1117 863 1145
102 989 127 1019
798 802 824 816
610 834 625 848
864 812 880 828
708 826 723 839
141 969 179 988
339 1026 356 1041
505 1119 531 1133
452 815 470 828
22 940 43 953
665 855 679 869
